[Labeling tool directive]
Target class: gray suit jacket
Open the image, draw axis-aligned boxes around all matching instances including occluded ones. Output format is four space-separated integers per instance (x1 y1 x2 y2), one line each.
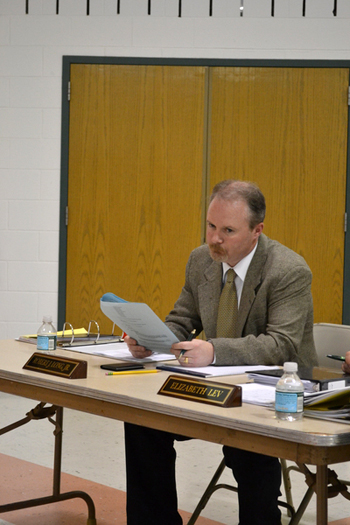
165 233 318 368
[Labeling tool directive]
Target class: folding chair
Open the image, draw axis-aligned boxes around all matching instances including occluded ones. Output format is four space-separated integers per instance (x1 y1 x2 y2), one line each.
280 323 350 522
188 458 295 524
189 323 350 525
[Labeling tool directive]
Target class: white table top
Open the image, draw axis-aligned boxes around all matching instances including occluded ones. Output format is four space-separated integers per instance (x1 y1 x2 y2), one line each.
1 339 350 452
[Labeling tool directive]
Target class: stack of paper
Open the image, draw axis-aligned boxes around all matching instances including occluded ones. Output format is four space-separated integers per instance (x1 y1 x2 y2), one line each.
241 383 350 424
303 387 350 422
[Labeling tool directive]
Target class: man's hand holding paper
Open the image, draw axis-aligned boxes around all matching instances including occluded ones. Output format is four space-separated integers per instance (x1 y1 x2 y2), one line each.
124 335 153 359
100 294 180 354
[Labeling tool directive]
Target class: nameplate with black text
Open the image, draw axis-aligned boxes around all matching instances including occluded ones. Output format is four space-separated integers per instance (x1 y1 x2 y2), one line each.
23 352 87 379
158 375 242 407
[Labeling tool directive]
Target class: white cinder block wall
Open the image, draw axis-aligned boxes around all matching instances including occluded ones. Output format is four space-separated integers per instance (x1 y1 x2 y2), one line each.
0 0 350 339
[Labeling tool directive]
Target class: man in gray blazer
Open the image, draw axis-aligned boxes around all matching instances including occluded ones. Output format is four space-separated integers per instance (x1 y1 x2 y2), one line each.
125 180 317 525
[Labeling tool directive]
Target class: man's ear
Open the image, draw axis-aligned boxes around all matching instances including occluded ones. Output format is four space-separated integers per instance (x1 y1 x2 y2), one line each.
254 222 264 238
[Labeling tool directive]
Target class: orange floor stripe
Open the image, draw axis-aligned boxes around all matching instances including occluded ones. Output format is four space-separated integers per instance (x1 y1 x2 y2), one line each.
0 453 224 524
2 453 350 524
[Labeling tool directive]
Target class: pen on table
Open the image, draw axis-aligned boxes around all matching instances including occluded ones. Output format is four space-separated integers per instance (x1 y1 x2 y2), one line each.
327 354 346 362
105 370 160 376
179 329 196 358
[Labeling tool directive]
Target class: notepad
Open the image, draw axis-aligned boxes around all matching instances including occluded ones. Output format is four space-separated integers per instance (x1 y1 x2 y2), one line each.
249 367 350 392
157 364 280 378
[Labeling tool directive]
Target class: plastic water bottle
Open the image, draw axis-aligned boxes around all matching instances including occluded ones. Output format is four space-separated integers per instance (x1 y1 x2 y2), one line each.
37 316 57 352
275 362 304 421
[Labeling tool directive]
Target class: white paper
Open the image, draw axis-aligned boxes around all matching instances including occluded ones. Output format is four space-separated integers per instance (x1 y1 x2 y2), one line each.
239 383 276 406
62 341 176 363
100 300 179 354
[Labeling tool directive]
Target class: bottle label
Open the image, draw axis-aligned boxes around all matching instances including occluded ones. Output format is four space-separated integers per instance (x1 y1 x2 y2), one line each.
275 391 304 413
37 335 57 351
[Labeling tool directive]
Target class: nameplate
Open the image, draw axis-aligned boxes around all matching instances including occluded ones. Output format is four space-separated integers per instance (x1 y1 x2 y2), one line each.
158 375 242 408
23 352 87 379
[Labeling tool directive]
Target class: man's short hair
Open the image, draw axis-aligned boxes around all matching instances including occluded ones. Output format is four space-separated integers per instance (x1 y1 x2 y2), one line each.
210 179 266 228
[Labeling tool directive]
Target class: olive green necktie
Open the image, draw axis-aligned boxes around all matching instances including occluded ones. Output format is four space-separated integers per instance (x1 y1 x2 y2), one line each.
216 268 238 338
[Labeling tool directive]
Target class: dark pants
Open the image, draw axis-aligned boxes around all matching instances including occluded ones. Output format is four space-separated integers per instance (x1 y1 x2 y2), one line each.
124 422 282 525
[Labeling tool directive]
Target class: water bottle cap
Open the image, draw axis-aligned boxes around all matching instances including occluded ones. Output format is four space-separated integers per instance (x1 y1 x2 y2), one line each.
43 315 52 323
283 362 298 372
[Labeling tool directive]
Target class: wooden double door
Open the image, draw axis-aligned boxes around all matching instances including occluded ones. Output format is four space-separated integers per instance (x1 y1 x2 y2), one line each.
61 61 349 333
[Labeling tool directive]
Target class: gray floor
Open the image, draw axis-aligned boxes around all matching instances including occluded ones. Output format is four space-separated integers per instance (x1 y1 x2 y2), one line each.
1 392 350 524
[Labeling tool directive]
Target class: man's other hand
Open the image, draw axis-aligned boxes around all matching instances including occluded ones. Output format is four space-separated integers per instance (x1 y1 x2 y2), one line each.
171 339 214 367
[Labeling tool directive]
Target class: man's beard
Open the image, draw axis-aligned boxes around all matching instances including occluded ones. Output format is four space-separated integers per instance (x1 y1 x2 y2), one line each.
208 243 228 262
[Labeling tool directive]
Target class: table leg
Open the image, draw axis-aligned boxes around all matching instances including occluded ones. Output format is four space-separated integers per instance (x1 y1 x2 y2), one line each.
53 406 63 495
0 404 97 525
316 465 328 525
